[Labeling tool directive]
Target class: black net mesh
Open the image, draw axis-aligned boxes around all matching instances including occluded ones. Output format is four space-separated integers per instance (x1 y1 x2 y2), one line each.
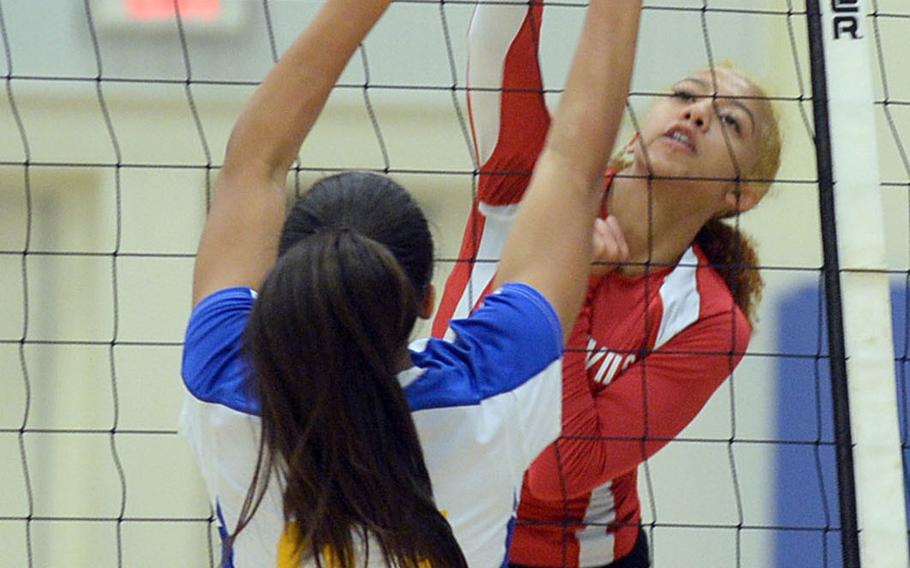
0 1 907 566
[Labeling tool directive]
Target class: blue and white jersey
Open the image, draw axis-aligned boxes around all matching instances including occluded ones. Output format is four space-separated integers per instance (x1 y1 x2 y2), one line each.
180 283 563 567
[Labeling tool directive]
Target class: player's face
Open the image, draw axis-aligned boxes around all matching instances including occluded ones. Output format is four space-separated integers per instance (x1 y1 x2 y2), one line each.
632 68 767 207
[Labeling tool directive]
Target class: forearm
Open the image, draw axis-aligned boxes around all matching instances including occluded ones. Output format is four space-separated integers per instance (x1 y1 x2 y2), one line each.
527 316 747 498
430 2 549 335
192 0 391 305
222 0 392 186
527 370 719 499
546 1 640 184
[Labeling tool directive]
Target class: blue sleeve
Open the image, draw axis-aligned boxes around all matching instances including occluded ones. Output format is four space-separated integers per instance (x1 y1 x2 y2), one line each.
407 283 563 410
181 287 259 416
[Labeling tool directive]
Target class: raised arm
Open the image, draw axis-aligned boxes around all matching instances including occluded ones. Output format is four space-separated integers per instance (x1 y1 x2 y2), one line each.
431 2 552 336
494 0 642 338
192 0 392 306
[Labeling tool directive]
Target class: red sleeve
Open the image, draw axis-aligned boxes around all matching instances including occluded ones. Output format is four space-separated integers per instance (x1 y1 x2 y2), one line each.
469 3 550 206
525 310 751 500
431 3 551 337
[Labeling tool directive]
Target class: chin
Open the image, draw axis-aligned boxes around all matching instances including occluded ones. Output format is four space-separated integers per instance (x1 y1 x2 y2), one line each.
641 158 691 184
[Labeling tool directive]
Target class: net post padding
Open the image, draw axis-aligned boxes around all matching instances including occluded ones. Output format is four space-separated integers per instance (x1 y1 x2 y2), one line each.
811 0 910 566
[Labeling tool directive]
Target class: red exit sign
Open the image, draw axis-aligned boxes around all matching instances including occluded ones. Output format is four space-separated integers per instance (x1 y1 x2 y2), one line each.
91 0 246 34
126 0 221 22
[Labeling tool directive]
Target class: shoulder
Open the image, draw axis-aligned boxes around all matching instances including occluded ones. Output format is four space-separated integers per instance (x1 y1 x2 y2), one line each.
406 283 563 411
651 246 750 351
182 287 259 415
187 287 257 329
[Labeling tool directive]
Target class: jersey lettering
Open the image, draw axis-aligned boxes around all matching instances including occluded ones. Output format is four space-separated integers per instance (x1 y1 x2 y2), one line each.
584 337 637 387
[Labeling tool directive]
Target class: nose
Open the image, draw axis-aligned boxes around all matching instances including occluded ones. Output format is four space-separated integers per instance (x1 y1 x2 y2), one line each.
683 99 712 131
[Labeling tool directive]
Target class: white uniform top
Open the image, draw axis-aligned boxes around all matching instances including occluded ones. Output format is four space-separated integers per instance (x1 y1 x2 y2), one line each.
180 283 564 567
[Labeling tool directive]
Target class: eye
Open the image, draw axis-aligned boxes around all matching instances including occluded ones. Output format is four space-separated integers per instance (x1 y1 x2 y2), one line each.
721 114 741 134
672 88 696 102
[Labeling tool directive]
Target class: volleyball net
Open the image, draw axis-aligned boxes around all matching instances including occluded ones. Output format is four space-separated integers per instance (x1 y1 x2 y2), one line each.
0 1 907 567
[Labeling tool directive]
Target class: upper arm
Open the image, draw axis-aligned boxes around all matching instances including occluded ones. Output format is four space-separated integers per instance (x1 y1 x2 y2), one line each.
526 310 750 499
192 173 287 308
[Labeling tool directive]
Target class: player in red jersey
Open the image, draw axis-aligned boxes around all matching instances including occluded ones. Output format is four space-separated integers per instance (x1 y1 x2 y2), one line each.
433 3 783 567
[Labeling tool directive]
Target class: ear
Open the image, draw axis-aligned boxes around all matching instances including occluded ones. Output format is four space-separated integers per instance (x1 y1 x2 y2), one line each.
418 284 436 320
723 184 759 215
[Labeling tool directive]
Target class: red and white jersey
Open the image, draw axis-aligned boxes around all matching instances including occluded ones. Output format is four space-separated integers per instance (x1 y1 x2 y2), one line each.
433 3 751 566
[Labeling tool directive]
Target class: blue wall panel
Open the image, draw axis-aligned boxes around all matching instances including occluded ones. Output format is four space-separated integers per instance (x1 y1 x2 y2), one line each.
774 282 909 567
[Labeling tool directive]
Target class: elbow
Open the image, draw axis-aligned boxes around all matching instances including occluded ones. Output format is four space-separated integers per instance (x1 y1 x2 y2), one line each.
525 445 595 501
524 447 563 500
526 465 603 501
525 464 568 501
525 440 631 499
222 122 289 187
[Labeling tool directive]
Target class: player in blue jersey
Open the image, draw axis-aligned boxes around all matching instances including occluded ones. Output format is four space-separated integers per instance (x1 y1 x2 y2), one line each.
181 0 642 566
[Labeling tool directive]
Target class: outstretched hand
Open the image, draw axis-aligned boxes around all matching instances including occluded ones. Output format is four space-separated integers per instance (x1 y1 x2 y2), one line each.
591 215 629 276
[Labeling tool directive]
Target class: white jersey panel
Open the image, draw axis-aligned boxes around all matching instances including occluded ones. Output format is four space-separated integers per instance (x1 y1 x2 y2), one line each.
576 481 617 566
411 359 561 567
654 246 701 350
181 396 285 567
467 6 528 164
445 203 519 339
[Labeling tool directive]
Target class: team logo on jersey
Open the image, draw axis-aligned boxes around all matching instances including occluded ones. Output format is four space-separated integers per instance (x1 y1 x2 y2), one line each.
584 338 637 386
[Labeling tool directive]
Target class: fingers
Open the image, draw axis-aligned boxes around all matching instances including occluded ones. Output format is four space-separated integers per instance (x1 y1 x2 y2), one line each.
605 215 629 261
591 215 629 276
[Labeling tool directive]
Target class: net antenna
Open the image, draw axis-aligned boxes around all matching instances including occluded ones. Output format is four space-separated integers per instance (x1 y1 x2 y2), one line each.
807 0 909 566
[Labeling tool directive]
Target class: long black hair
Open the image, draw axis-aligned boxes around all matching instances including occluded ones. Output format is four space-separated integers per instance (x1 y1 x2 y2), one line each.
233 172 465 567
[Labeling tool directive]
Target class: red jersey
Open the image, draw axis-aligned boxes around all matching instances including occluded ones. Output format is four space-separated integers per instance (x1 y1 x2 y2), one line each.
433 4 751 566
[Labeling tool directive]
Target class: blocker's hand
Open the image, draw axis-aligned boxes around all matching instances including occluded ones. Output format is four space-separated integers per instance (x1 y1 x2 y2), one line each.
591 215 629 276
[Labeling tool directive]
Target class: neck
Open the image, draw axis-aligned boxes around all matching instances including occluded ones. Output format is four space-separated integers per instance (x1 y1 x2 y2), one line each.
607 167 712 277
393 347 414 375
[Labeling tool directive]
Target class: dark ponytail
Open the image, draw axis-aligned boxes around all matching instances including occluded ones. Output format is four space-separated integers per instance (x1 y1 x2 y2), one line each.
236 229 465 567
695 218 763 327
279 172 434 300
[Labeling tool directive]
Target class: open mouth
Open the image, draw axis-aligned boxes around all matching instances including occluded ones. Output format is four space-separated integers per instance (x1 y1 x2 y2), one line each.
663 129 696 153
